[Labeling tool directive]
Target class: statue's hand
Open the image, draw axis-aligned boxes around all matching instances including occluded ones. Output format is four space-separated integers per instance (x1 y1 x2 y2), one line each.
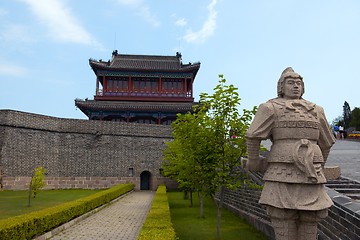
245 157 259 171
244 156 268 173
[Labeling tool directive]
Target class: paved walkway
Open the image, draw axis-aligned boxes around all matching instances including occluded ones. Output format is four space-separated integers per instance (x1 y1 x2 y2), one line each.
327 139 360 182
262 139 360 182
49 191 154 240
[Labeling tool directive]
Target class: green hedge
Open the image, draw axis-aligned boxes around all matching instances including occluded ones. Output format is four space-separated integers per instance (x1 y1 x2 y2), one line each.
137 185 177 240
0 183 134 240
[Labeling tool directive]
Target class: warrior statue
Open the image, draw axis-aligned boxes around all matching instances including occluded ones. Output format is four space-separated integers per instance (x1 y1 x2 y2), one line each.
246 67 335 240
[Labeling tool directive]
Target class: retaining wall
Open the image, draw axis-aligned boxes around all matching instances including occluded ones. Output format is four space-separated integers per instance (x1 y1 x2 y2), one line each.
217 180 360 240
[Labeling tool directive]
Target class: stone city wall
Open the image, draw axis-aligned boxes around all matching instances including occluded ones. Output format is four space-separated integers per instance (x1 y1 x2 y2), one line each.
217 182 360 240
0 110 174 190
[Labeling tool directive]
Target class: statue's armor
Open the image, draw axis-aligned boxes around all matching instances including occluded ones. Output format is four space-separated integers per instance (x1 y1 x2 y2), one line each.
263 99 327 184
246 68 335 240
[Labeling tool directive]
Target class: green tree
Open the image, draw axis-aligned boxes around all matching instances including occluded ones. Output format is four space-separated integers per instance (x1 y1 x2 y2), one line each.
331 115 342 128
163 75 256 239
199 75 256 240
27 166 46 207
343 101 351 128
350 107 360 130
163 106 217 216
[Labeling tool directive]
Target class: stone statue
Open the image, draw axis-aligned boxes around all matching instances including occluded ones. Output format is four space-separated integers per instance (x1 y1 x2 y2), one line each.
246 67 335 240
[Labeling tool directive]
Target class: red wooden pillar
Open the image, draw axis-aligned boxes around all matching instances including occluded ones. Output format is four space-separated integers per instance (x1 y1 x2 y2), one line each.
190 77 194 98
96 76 99 96
102 75 106 93
183 78 187 97
159 76 162 93
129 76 133 93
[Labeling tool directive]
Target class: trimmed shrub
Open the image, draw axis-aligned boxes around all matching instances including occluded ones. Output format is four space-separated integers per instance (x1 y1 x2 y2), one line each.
0 183 134 240
348 133 360 139
137 185 177 240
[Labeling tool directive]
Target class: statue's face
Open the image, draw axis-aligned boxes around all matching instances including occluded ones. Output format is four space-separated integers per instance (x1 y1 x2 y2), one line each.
283 78 303 99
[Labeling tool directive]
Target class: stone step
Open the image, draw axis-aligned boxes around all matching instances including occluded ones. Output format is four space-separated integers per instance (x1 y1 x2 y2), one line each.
327 179 355 184
326 183 360 189
343 193 360 200
333 188 360 194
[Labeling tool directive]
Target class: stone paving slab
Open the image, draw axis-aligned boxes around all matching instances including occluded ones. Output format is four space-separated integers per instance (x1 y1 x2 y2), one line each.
326 140 360 182
49 191 154 240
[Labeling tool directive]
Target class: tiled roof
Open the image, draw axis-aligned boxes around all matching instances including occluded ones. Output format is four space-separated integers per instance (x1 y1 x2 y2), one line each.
75 99 196 112
89 52 200 73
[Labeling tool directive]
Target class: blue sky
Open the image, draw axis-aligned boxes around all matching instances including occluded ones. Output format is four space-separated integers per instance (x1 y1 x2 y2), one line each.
1 0 359 123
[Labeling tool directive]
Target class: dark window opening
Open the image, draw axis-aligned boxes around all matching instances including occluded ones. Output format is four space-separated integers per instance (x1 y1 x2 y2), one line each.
128 168 134 177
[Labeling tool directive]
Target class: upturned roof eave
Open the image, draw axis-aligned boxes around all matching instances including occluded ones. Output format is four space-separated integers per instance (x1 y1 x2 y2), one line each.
75 99 196 112
89 59 200 75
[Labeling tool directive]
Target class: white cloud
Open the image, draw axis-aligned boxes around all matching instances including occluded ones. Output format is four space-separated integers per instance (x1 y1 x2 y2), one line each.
0 62 28 77
115 0 160 27
175 18 187 27
20 0 104 50
116 0 142 6
183 0 218 43
0 24 35 43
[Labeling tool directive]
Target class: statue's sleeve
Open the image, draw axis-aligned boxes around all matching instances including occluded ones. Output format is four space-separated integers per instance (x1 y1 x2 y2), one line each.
246 102 274 161
246 102 274 140
317 106 336 162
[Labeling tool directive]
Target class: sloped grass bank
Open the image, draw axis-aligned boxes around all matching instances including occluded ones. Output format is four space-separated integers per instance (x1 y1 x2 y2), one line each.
168 192 267 240
137 185 176 240
0 183 134 240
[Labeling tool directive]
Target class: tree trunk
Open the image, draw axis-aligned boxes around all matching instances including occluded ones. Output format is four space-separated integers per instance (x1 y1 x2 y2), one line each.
190 191 193 207
217 186 225 240
199 192 204 218
27 178 32 207
184 191 188 199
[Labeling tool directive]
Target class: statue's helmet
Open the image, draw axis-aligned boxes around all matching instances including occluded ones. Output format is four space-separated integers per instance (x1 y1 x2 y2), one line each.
277 67 304 97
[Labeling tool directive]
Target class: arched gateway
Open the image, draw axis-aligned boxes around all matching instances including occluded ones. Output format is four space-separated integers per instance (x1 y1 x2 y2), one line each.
140 171 151 190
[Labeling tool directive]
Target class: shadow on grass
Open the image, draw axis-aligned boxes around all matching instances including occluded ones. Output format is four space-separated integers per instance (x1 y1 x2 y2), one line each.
168 191 268 240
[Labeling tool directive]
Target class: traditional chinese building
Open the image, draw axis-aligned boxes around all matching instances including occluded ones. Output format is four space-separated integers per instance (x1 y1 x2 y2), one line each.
75 51 201 124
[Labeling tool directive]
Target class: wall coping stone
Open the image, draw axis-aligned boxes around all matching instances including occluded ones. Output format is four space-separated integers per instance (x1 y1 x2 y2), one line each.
0 109 173 138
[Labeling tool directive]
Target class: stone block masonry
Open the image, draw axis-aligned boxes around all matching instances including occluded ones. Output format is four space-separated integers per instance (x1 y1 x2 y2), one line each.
0 110 174 190
217 183 360 240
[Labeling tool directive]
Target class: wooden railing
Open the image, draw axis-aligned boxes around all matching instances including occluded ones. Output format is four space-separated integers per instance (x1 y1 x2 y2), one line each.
96 90 192 98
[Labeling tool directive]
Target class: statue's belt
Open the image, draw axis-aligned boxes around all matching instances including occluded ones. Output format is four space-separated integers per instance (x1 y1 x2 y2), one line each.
293 139 318 183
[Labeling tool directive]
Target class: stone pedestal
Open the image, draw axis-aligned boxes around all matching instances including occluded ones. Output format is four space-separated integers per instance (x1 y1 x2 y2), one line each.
324 166 341 180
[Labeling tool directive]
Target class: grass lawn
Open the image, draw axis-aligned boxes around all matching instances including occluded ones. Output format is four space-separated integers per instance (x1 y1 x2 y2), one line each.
0 189 102 219
168 191 268 240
